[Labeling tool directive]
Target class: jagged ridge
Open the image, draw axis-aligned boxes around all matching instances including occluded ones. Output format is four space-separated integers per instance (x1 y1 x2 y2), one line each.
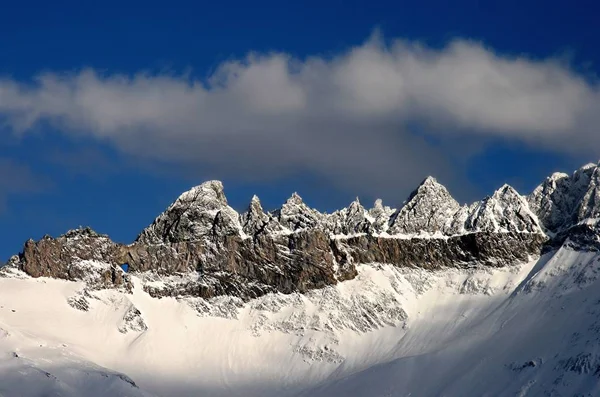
6 161 600 301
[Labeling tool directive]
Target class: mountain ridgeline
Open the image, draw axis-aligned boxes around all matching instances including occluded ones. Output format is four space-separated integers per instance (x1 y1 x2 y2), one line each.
6 162 600 301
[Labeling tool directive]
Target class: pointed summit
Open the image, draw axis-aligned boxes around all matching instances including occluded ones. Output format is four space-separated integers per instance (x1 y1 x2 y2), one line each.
276 193 323 231
137 180 242 243
341 198 370 234
241 195 283 237
401 176 446 202
388 177 460 235
348 197 362 210
493 184 520 200
324 197 371 235
420 176 439 187
286 192 304 206
248 195 263 213
346 198 365 219
466 184 541 233
242 194 267 234
367 199 394 234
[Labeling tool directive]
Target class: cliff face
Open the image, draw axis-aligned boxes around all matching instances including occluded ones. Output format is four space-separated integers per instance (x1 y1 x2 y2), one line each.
335 232 546 269
13 228 132 292
8 162 600 301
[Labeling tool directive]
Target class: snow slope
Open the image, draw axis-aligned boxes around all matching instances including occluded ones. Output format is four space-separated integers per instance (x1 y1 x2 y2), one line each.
305 248 600 397
2 243 600 396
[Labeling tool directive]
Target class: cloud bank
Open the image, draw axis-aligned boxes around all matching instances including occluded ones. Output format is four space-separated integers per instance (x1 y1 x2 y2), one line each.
1 34 598 198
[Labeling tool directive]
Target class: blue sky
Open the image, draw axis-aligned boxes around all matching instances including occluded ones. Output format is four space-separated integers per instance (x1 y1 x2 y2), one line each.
0 0 598 260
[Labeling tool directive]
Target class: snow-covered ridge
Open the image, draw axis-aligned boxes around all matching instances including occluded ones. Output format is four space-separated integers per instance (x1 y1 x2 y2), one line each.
136 163 600 245
528 161 600 234
137 172 554 246
6 163 598 301
4 163 600 395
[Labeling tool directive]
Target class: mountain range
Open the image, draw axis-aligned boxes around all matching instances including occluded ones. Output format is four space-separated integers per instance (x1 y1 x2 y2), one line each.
2 162 600 396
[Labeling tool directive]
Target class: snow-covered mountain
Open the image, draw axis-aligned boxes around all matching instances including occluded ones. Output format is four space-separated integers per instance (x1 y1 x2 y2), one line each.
2 162 600 396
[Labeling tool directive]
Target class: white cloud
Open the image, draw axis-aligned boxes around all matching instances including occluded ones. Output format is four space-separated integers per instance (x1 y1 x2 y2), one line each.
0 34 598 199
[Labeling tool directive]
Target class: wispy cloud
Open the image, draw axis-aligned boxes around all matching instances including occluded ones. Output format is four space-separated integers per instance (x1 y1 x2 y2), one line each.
0 33 598 198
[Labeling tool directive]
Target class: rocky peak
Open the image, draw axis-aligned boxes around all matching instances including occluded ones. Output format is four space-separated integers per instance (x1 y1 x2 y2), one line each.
575 165 600 222
275 193 323 231
528 172 574 233
466 184 542 233
249 194 261 208
287 192 303 206
570 163 597 201
344 198 370 234
176 180 228 209
326 198 371 235
62 226 109 240
7 229 131 291
367 199 394 234
492 183 524 203
388 176 460 235
137 180 241 244
528 162 600 234
241 195 283 236
420 176 440 188
346 198 365 221
245 195 265 222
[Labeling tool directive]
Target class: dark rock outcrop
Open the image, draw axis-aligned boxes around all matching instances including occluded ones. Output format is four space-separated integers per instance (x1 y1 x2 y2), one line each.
10 227 132 291
335 232 546 270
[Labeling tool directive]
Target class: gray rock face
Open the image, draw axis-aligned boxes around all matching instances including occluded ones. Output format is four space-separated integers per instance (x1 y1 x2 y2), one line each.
528 162 600 234
241 195 269 236
576 166 600 222
118 304 148 334
241 195 283 237
527 172 573 233
336 232 546 269
13 163 600 302
8 227 131 292
388 177 461 235
326 199 371 235
274 193 324 231
137 180 239 244
368 199 395 234
465 185 541 233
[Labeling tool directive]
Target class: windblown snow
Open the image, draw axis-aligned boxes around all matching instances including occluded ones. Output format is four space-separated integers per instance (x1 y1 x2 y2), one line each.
2 245 600 396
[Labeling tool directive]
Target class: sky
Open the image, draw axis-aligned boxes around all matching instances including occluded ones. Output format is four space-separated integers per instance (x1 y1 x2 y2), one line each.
0 0 598 260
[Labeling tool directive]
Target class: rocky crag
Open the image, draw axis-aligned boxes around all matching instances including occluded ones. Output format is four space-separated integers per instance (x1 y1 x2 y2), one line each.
6 162 600 301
